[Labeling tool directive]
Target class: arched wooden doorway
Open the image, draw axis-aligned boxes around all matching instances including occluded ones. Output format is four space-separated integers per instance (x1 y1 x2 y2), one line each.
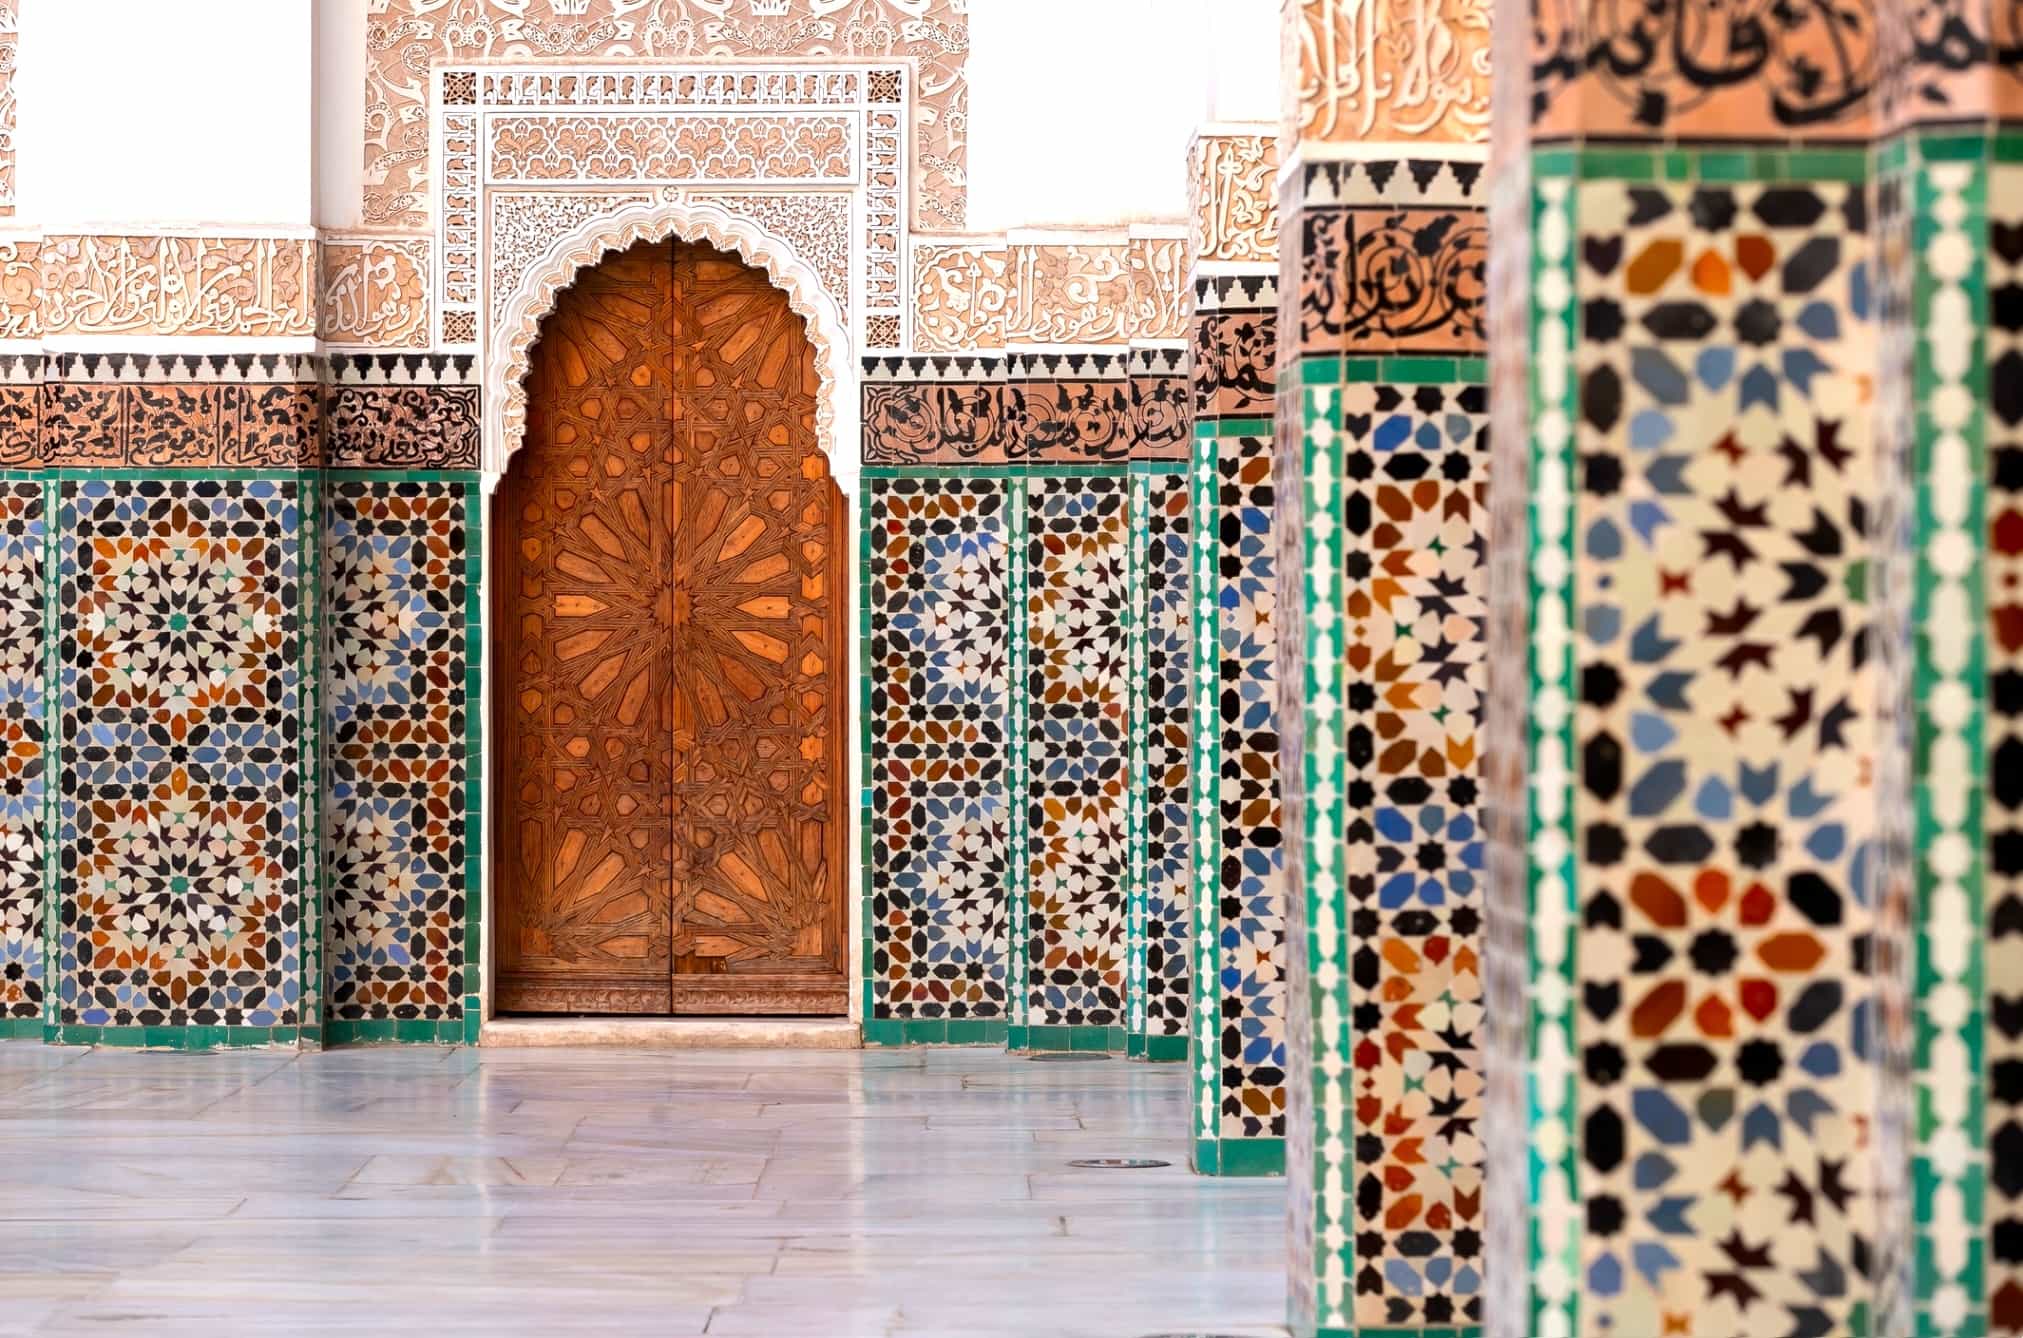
494 237 847 1016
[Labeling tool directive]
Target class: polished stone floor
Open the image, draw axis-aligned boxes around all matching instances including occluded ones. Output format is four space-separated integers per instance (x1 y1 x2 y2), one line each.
0 1042 1288 1336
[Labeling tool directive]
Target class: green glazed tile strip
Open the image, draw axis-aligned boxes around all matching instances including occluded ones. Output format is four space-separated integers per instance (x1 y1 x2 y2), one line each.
1187 412 1222 1151
1525 166 1583 1338
1906 144 1988 1337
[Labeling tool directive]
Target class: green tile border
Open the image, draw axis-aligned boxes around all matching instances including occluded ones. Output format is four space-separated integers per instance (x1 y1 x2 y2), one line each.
1006 1023 1124 1053
324 1019 470 1046
1534 142 1870 182
862 1018 1009 1048
1191 1136 1286 1178
1127 1032 1188 1063
0 1017 41 1040
1301 355 1489 387
46 1024 304 1051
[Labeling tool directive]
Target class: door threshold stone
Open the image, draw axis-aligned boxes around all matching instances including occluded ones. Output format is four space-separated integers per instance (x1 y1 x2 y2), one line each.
480 1017 863 1050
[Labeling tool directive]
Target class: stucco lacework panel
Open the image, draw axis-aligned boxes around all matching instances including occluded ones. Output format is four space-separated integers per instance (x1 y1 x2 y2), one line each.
364 0 969 229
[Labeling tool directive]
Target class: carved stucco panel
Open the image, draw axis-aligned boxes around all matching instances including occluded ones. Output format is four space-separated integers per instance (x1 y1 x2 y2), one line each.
364 0 968 229
910 238 1008 352
488 112 857 182
321 237 433 349
1286 0 1491 151
1188 131 1279 267
39 236 317 339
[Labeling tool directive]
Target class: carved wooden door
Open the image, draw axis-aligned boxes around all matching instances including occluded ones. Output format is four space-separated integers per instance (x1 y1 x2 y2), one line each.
496 238 846 1016
664 242 846 1014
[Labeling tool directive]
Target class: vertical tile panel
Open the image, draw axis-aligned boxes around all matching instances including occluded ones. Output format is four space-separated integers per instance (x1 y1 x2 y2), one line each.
1568 167 1884 1336
0 480 43 1030
863 475 1010 1028
324 479 474 1034
1987 143 2023 1338
1017 474 1128 1042
56 478 306 1035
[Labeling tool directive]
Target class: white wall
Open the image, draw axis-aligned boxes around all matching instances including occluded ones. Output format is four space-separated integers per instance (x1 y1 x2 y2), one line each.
315 0 368 231
18 0 315 231
1202 0 1281 123
966 0 1276 232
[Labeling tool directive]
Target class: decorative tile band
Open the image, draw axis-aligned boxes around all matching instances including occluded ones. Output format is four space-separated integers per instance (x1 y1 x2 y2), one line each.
863 476 1011 1023
0 357 480 471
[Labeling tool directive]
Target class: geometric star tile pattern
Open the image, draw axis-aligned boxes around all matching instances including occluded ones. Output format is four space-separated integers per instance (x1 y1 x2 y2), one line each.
1482 161 1899 1338
56 478 306 1030
1988 151 2023 1338
324 480 476 1029
1020 475 1129 1034
1129 466 1191 1051
865 476 1011 1022
1570 171 1884 1337
0 481 44 1025
1338 375 1489 1329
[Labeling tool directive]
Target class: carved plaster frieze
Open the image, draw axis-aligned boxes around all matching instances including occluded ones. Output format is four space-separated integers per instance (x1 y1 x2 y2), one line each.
1188 130 1279 267
38 236 317 340
910 238 1009 352
488 112 857 182
362 0 969 230
1287 0 1491 154
489 199 853 487
321 237 432 349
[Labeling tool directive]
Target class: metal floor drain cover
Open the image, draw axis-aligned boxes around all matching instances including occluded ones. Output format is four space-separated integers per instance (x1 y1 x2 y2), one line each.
1029 1052 1109 1062
1069 1157 1170 1169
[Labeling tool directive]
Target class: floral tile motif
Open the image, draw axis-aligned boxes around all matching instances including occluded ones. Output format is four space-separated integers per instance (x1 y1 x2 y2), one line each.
325 481 474 1023
866 477 1010 1019
1024 476 1128 1027
1566 175 1885 1335
1340 378 1489 1328
0 481 43 1021
57 479 305 1029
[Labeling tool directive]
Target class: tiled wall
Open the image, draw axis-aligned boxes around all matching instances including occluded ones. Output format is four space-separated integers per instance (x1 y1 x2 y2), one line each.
0 353 482 1049
859 352 1194 1054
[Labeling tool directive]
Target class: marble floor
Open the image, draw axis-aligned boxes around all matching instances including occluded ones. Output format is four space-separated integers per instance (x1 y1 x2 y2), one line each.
0 1042 1288 1337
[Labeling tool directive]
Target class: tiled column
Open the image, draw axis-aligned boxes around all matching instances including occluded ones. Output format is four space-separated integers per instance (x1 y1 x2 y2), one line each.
1278 2 1492 1329
1483 6 1916 1336
1188 123 1289 1173
1127 341 1193 1062
1873 80 2023 1334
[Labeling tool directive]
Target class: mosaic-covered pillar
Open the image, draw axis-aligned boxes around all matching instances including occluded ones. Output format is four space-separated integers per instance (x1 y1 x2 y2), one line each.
1871 52 2023 1335
1188 126 1289 1173
1126 339 1193 1062
1278 2 1492 1327
858 354 1015 1046
1482 6 1918 1336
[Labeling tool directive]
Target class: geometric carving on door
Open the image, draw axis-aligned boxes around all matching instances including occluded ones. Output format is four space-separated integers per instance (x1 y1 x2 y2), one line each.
496 237 846 1016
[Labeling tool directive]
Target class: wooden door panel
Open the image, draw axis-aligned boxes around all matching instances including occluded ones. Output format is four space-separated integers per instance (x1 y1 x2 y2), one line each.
497 239 677 1014
496 238 846 1017
666 243 847 1014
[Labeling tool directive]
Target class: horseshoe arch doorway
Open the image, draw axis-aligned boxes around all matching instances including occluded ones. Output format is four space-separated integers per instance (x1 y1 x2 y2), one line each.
492 236 848 1016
